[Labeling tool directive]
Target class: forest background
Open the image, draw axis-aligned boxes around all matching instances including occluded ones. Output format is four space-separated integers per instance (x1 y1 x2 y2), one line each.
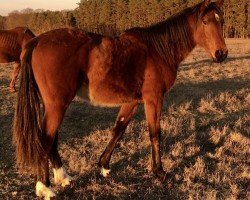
0 0 249 38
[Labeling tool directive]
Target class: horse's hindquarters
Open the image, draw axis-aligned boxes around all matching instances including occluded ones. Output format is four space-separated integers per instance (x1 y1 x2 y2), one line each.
30 29 91 106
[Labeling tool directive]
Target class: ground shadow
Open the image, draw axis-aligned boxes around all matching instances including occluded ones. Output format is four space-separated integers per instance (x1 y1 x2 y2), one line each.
61 77 249 143
181 55 250 67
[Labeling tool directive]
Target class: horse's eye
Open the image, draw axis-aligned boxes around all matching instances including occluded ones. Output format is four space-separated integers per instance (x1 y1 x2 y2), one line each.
202 20 208 25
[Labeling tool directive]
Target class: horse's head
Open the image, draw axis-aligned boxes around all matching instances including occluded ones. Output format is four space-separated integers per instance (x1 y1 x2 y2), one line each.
21 28 36 48
192 0 228 63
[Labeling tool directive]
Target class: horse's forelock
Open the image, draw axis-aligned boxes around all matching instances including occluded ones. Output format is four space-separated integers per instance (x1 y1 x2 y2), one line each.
200 2 223 18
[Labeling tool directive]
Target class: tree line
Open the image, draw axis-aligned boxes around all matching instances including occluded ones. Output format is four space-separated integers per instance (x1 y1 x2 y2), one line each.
0 0 249 38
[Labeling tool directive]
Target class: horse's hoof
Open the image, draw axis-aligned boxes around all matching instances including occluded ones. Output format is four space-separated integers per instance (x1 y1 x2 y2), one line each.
9 87 16 93
60 174 72 187
154 170 167 183
100 167 111 177
53 167 72 187
36 181 56 200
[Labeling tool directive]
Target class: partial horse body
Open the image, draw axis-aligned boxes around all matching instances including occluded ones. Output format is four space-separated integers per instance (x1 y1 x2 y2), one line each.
0 27 35 92
13 0 227 199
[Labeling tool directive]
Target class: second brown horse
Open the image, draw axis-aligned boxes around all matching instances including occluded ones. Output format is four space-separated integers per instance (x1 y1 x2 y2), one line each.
0 27 35 92
14 0 228 199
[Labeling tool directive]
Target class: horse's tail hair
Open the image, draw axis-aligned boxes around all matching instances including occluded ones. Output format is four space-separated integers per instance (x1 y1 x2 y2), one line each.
13 38 44 174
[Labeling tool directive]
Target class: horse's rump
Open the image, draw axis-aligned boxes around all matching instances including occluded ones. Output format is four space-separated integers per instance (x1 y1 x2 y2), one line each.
29 28 92 104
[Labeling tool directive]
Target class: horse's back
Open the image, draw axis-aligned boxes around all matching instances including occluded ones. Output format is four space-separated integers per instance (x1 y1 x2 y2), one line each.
31 28 92 74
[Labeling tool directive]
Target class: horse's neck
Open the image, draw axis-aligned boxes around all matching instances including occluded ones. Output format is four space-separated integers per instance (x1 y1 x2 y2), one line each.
144 10 196 71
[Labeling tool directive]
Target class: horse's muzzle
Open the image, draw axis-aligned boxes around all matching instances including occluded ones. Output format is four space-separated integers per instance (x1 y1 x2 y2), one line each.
213 49 228 63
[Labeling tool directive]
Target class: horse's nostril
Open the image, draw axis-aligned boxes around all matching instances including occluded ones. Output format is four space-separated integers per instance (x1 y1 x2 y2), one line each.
215 50 223 59
214 49 227 63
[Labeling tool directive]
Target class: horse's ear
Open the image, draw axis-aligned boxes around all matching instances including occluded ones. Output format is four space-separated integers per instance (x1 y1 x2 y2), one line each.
200 0 211 13
215 0 224 8
204 0 211 7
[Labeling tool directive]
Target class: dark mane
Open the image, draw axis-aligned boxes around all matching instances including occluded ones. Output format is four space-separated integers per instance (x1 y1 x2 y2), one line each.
25 28 36 38
126 4 201 71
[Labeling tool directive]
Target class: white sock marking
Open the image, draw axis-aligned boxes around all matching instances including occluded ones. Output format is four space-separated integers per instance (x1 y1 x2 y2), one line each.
36 181 56 200
53 167 72 187
120 117 125 122
100 167 111 177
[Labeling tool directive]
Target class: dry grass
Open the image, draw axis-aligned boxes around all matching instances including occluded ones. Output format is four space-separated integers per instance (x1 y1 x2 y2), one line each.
0 39 249 199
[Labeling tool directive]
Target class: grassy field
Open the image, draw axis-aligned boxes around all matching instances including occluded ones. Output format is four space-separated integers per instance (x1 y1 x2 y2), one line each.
0 39 249 199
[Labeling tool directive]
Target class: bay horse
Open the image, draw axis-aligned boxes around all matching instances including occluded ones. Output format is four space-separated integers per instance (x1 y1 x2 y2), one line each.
0 27 35 92
13 0 228 198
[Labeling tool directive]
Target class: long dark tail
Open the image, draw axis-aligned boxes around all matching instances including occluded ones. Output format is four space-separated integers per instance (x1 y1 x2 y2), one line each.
13 38 44 174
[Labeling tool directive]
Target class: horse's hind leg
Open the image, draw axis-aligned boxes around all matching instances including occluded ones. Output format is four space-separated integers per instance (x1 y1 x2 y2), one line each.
36 105 70 198
50 132 72 187
35 158 55 199
9 62 20 92
98 102 138 177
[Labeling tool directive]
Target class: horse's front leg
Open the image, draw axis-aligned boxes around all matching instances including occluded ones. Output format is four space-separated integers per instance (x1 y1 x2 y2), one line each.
9 62 20 92
144 96 166 182
98 102 138 177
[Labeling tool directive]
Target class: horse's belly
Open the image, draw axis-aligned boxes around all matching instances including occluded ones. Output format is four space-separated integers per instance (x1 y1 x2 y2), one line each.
76 83 132 107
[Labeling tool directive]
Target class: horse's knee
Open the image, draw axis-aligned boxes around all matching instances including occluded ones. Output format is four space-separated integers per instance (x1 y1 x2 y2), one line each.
9 62 20 92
